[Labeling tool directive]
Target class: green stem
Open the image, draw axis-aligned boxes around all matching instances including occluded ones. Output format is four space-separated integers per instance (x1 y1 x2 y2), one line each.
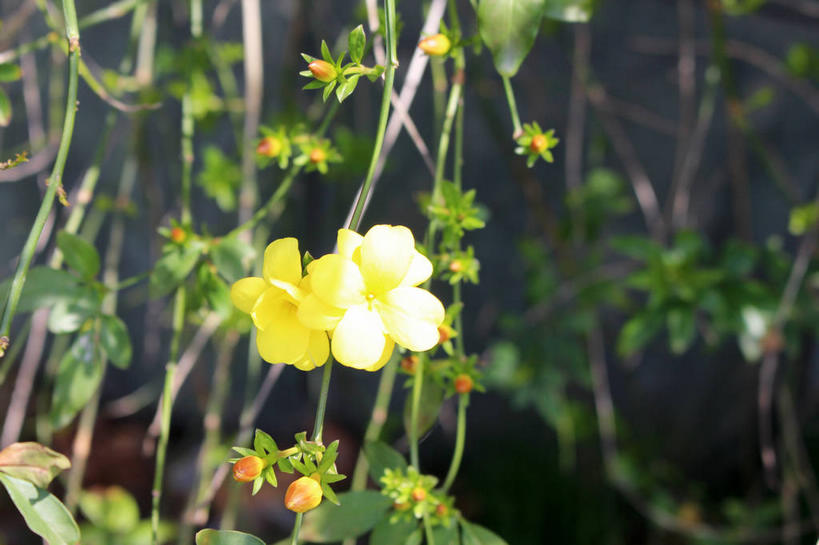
311 358 334 443
502 75 522 136
423 513 437 545
409 356 424 469
0 0 80 361
441 393 467 492
290 513 305 545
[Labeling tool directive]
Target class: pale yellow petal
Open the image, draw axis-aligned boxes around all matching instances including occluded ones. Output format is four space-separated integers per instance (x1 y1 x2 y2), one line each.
293 330 330 371
337 229 363 263
297 293 344 331
263 237 302 285
360 225 414 294
399 250 433 287
255 304 310 364
376 287 445 352
230 277 267 314
331 306 387 369
250 288 288 330
269 278 305 304
310 254 367 308
363 336 395 372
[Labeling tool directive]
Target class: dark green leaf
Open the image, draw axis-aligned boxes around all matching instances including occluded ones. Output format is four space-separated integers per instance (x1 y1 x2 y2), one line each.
195 529 266 545
477 0 545 77
0 87 10 127
150 242 204 298
616 311 663 358
300 491 392 542
349 25 366 64
403 380 445 440
57 232 100 279
369 516 418 545
0 474 80 545
542 0 595 22
99 314 132 368
210 237 255 283
461 521 508 545
0 442 70 488
50 332 104 430
667 307 696 355
0 63 22 82
1 267 87 313
364 441 407 485
432 523 460 545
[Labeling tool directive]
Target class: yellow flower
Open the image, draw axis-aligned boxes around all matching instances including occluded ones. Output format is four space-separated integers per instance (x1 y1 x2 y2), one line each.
230 238 329 371
298 225 445 371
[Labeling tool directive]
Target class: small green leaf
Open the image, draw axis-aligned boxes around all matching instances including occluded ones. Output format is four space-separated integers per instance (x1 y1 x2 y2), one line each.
253 429 277 455
321 40 333 62
364 441 407 485
432 524 460 545
0 63 22 82
50 332 104 430
616 311 663 358
369 516 418 545
320 479 340 505
197 147 242 212
150 242 204 298
477 0 545 77
47 294 100 334
542 0 595 22
210 237 255 283
0 442 70 488
195 529 266 545
301 491 393 542
335 75 360 103
57 232 100 279
263 465 277 487
99 314 132 368
317 440 340 473
78 486 139 533
667 306 696 355
0 474 80 545
0 87 10 127
403 380 445 440
323 80 336 102
349 25 366 64
0 267 86 313
460 521 508 545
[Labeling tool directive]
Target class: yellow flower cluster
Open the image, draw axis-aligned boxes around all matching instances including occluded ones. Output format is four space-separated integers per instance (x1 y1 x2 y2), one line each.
230 225 445 372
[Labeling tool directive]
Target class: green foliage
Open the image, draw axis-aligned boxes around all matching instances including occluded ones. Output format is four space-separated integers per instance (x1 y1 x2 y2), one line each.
98 314 132 369
477 0 545 78
0 442 70 488
720 0 766 15
149 240 206 298
542 0 595 22
0 151 28 170
300 491 392 542
209 236 255 284
460 520 509 545
785 43 819 82
195 529 265 545
0 87 10 127
0 474 80 545
788 201 819 235
369 517 419 545
403 377 444 439
0 63 22 82
364 440 407 484
79 486 176 545
50 331 104 430
57 232 101 280
197 147 242 211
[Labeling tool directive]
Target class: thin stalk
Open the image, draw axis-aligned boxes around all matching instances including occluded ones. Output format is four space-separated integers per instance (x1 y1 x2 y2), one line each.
501 75 522 136
290 514 305 545
441 393 467 492
409 357 424 469
0 0 80 361
423 513 437 545
311 358 334 443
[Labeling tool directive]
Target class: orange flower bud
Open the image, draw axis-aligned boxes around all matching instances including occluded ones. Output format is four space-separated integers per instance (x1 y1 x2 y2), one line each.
449 260 464 273
309 147 327 164
257 136 282 158
454 374 473 394
170 227 186 243
418 34 451 56
308 60 337 83
411 487 427 502
438 324 455 345
285 476 323 513
233 455 264 482
530 134 549 154
436 503 448 517
401 355 419 374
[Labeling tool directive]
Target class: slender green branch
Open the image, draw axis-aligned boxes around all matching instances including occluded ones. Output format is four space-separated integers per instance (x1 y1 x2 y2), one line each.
502 75 522 136
409 357 424 469
311 358 335 443
423 513 437 545
442 393 467 492
290 513 305 545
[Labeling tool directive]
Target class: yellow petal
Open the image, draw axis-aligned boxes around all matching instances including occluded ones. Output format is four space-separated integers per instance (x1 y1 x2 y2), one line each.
230 277 267 314
263 238 302 285
297 293 344 331
331 305 387 369
269 278 305 304
250 287 288 330
255 303 310 364
376 287 445 352
360 225 414 294
337 228 363 263
293 330 330 371
363 336 395 372
310 254 367 308
399 250 433 287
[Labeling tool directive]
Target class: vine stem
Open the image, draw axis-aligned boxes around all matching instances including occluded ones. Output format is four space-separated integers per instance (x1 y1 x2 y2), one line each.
0 0 80 362
442 393 467 492
409 357 424 469
501 75 522 137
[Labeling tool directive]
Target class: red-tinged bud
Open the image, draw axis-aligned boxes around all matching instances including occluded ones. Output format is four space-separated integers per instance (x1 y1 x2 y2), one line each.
285 476 323 513
257 136 283 158
170 227 186 243
418 34 451 56
309 147 327 164
233 455 264 482
454 374 473 394
438 324 455 345
411 487 427 502
530 134 549 154
449 260 464 273
308 60 337 83
436 504 448 517
401 355 419 374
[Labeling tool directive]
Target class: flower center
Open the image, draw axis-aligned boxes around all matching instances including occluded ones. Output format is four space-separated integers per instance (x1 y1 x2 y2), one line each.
365 292 376 302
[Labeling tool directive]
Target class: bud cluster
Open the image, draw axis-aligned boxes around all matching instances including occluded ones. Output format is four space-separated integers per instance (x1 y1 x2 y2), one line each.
515 122 560 167
380 467 456 527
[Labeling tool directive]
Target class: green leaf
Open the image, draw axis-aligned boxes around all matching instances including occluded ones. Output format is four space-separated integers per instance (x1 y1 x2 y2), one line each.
78 486 139 533
321 40 333 62
335 75 360 103
461 521 507 545
0 63 22 82
253 429 277 456
0 474 80 545
0 87 10 127
47 294 100 334
210 237 255 284
195 529 266 545
477 0 545 78
317 439 340 473
57 232 100 279
364 441 407 485
99 314 133 368
0 442 70 488
432 524 460 545
369 516 418 545
300 491 393 542
0 266 87 313
616 311 663 358
50 332 104 430
542 0 595 22
610 235 660 261
323 80 337 102
403 380 445 440
667 306 696 355
349 25 366 64
150 242 204 298
197 147 242 211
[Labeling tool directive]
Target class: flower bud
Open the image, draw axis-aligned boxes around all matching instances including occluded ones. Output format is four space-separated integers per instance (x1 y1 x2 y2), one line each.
454 374 473 394
308 60 337 83
170 227 186 243
411 487 427 502
233 455 264 482
438 324 455 345
257 136 283 158
530 133 549 154
436 503 448 517
309 147 327 164
394 501 411 511
418 34 451 56
401 355 419 374
449 260 464 273
285 476 323 513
